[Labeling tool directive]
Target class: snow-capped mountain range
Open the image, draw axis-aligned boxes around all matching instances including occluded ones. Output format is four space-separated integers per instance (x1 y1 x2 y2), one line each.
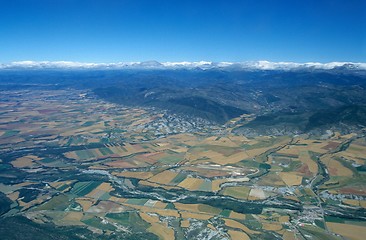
0 60 365 71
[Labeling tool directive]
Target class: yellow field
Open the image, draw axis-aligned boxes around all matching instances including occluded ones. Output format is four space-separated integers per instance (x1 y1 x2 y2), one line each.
148 170 178 185
189 150 224 163
146 200 166 209
130 118 153 127
88 165 110 170
212 179 227 192
49 180 74 192
75 198 95 211
170 146 189 153
228 230 250 240
228 135 249 143
221 151 250 164
138 180 161 188
139 212 160 223
343 199 360 207
278 172 303 186
11 156 36 168
245 147 271 158
327 222 366 240
207 223 216 231
108 196 127 204
25 155 42 161
174 203 201 213
224 218 259 234
97 182 113 191
14 181 37 188
229 211 246 220
201 136 241 148
85 182 113 199
164 133 200 146
58 121 104 137
277 145 303 155
262 222 282 231
177 177 204 190
282 230 296 240
139 212 175 240
335 139 366 164
49 180 73 189
279 216 290 223
181 219 190 228
64 151 78 160
148 222 175 240
7 191 19 201
321 156 353 176
284 195 300 202
87 138 100 143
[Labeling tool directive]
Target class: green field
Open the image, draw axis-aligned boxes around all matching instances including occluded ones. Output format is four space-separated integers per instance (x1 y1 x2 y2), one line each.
56 184 70 192
70 181 101 197
82 216 116 231
99 147 114 155
106 211 153 232
75 150 97 160
198 180 212 192
204 145 240 156
158 153 184 164
126 198 149 206
170 172 187 185
220 209 231 217
222 186 251 199
300 225 341 240
2 130 20 138
37 194 70 211
39 158 56 164
242 137 285 150
197 204 221 214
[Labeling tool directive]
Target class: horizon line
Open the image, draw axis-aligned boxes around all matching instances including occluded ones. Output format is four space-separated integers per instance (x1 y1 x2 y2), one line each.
1 60 366 71
2 59 366 64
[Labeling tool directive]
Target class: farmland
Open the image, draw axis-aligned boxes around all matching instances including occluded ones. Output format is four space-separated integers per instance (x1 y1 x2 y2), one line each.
0 89 365 239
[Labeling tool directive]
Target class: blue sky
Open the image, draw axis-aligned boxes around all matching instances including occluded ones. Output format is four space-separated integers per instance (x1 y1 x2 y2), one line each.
0 0 365 63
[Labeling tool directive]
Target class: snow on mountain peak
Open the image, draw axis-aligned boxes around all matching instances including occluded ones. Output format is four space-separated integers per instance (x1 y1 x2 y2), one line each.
0 60 365 71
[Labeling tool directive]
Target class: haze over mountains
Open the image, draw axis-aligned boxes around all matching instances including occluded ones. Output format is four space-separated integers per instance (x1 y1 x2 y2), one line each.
1 60 366 71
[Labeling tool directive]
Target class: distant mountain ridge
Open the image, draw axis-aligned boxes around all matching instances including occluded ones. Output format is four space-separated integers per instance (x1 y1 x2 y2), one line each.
1 60 366 71
1 61 365 134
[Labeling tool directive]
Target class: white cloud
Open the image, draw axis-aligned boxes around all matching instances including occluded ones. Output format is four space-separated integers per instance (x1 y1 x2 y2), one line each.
1 60 365 70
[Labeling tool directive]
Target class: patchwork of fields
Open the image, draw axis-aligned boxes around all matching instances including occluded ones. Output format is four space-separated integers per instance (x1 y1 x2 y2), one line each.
0 89 365 240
